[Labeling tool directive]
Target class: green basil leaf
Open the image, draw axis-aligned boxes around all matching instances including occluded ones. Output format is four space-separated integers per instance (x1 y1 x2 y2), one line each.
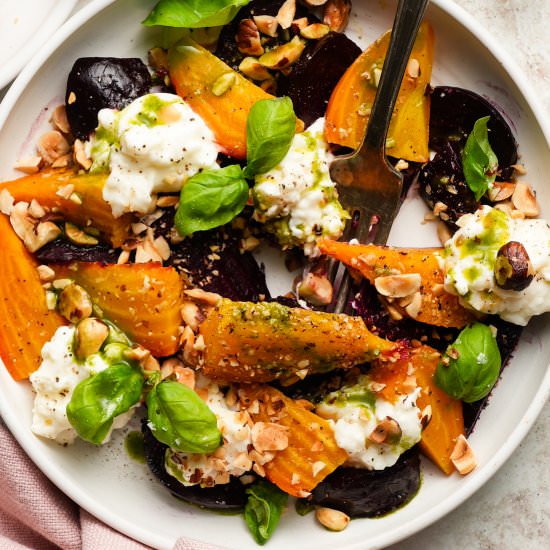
143 0 249 28
175 165 249 236
147 380 222 453
67 364 144 445
244 97 297 178
435 322 501 403
244 480 288 545
462 116 499 200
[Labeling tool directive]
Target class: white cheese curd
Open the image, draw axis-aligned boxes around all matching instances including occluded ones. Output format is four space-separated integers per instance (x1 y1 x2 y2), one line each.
165 376 252 486
29 326 133 445
252 118 348 257
88 93 219 217
316 375 422 470
443 205 550 325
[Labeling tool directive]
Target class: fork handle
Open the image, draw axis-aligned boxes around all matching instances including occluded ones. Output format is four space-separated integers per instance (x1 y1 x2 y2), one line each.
360 0 430 157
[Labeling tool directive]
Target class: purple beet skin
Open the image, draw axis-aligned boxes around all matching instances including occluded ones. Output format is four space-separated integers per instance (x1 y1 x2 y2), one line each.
418 141 480 226
429 86 518 180
152 210 271 303
309 448 421 517
278 32 361 127
66 57 152 139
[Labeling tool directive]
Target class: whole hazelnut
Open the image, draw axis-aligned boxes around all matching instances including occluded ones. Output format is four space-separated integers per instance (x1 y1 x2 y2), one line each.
494 241 534 291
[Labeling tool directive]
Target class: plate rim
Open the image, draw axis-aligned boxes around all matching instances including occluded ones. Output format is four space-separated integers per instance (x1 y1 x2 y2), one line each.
0 0 549 548
0 0 79 90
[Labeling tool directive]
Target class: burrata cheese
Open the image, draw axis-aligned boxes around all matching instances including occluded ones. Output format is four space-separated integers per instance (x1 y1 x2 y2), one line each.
443 205 550 325
88 93 219 217
252 118 348 257
316 375 422 470
30 326 134 445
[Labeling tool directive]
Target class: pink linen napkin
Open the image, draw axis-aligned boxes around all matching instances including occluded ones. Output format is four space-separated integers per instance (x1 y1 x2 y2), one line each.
0 420 223 550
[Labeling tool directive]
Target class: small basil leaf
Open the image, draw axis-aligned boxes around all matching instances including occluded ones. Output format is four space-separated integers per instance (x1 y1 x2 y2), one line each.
147 380 222 453
67 364 144 445
244 97 297 178
244 480 288 545
462 116 499 200
175 165 249 236
143 0 249 28
435 322 501 403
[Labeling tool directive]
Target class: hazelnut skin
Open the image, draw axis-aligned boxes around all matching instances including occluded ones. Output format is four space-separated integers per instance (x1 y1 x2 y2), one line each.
494 241 534 291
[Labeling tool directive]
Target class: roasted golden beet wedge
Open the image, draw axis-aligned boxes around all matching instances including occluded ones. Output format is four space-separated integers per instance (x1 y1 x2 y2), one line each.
0 168 133 247
168 36 274 160
239 384 348 497
318 239 475 329
198 299 399 383
52 262 185 356
0 214 66 380
325 22 434 163
369 344 465 475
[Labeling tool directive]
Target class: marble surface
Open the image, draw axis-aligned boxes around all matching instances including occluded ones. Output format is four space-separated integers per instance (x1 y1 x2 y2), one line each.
1 1 549 549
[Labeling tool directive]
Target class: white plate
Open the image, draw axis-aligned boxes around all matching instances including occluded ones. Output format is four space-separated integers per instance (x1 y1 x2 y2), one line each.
1 1 550 549
0 0 78 90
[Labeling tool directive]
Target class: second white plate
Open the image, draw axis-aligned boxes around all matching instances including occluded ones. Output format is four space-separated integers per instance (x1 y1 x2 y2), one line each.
0 0 78 90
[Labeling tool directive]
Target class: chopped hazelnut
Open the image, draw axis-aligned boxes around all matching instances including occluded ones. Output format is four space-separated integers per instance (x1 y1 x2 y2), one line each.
238 57 272 81
50 105 71 134
511 182 539 217
367 416 402 444
374 273 422 298
13 156 42 174
236 19 264 56
450 434 477 475
488 181 515 202
38 131 70 165
251 422 289 452
276 0 296 29
323 0 351 32
57 284 93 323
406 58 420 79
297 272 333 306
253 15 279 37
315 507 350 531
74 318 109 359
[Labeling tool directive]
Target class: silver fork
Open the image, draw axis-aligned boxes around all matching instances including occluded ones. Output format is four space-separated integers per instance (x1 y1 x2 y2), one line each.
327 0 430 313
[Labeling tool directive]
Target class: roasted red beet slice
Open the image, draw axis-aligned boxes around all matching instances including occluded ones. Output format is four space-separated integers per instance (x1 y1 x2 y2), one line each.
308 448 421 517
429 86 518 180
418 141 479 226
152 210 271 303
65 57 152 139
35 239 119 264
142 422 248 511
278 32 361 127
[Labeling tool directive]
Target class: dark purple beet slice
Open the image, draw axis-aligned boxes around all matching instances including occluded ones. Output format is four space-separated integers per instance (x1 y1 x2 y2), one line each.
429 86 518 180
152 210 270 302
35 239 119 264
418 141 479 226
142 422 247 511
277 32 361 127
66 57 152 139
309 448 421 517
